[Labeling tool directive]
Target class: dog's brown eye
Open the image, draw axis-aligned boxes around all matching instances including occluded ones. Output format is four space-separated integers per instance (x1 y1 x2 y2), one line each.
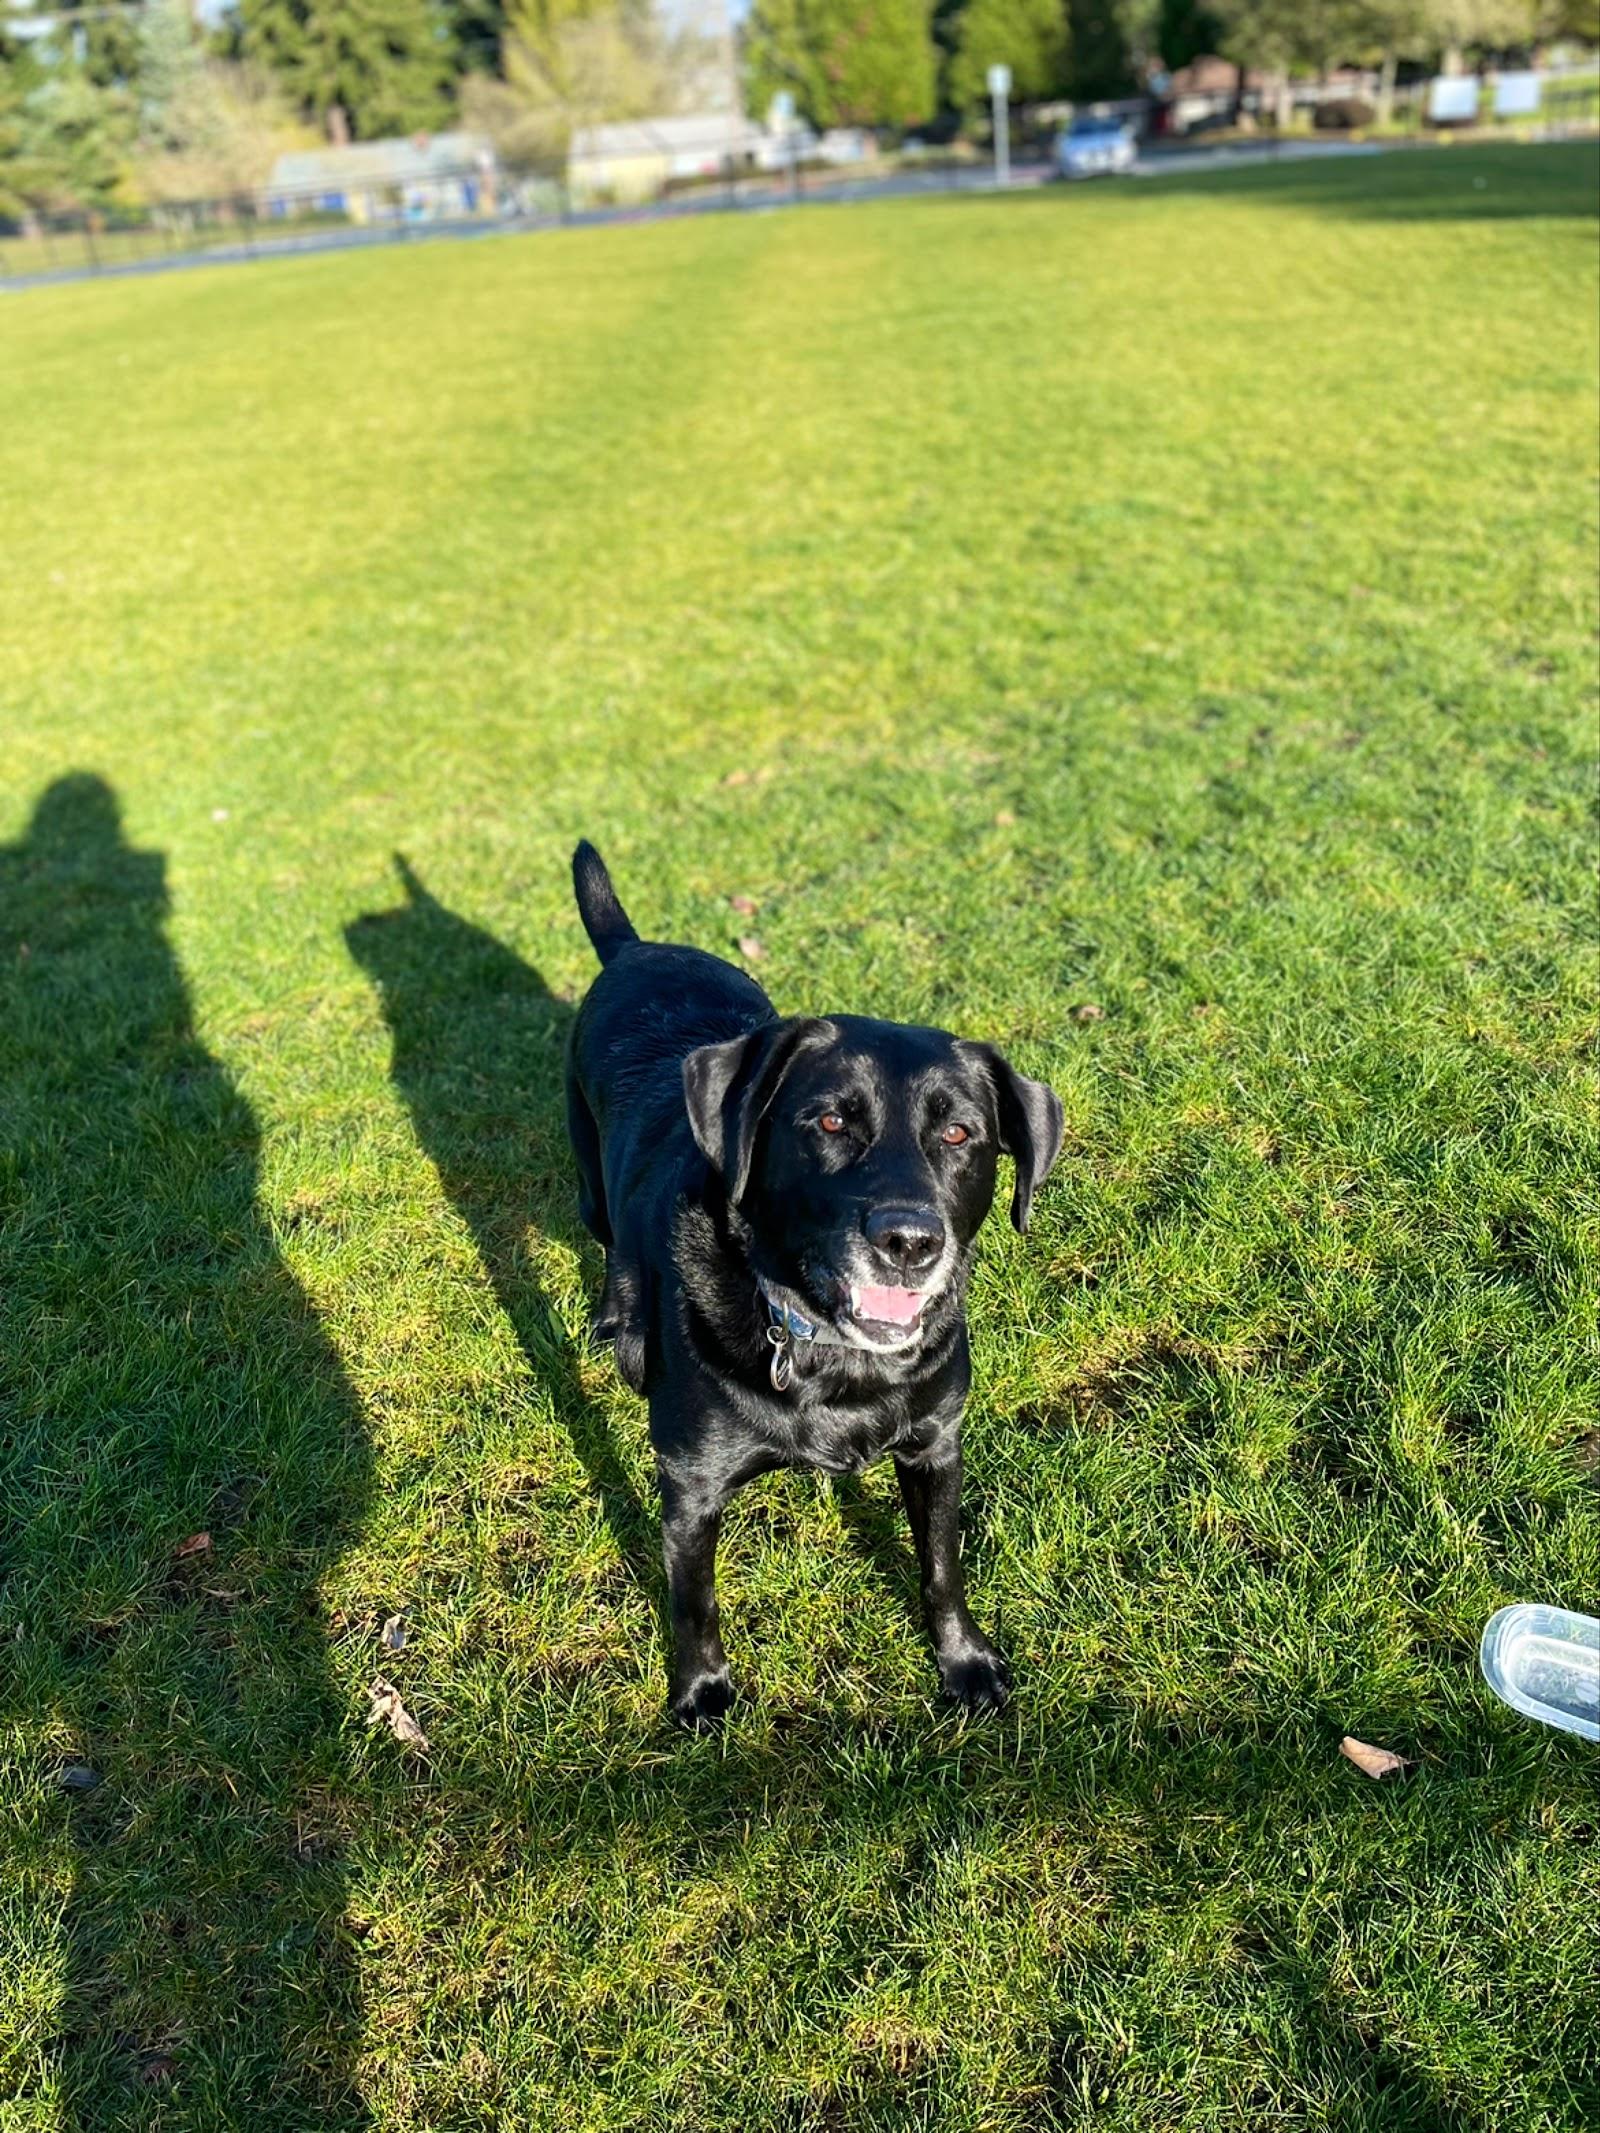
942 1124 970 1147
819 1112 844 1135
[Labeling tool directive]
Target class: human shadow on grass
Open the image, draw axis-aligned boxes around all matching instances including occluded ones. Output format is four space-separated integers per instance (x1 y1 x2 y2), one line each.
0 776 371 2131
345 859 662 1612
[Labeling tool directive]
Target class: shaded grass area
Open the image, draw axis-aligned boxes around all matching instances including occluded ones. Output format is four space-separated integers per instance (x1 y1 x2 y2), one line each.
1128 135 1600 220
0 141 1596 2131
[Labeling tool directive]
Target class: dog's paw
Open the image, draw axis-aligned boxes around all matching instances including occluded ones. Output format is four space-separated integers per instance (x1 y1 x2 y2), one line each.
668 1666 736 1730
938 1641 1012 1715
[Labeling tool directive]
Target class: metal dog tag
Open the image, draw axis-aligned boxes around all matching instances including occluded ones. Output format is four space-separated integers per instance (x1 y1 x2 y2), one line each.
767 1323 794 1393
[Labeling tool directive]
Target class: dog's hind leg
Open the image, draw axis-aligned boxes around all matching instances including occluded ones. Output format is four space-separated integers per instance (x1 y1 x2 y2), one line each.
567 1074 648 1387
594 1252 648 1394
565 1074 612 1249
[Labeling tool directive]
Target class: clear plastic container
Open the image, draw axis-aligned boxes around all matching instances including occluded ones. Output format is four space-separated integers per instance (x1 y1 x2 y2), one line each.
1479 1604 1599 1743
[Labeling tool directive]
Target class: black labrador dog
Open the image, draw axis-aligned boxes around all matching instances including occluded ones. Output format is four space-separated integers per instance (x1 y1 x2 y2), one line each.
565 842 1063 1725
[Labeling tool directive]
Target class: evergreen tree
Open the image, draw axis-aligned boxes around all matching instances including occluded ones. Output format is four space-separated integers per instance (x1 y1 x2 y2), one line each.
946 0 1069 110
931 0 969 86
1207 0 1305 75
1158 0 1225 67
1067 0 1161 96
8 60 133 213
138 0 208 150
453 0 509 78
81 14 144 94
0 35 40 216
745 0 937 131
240 0 453 139
1210 0 1380 75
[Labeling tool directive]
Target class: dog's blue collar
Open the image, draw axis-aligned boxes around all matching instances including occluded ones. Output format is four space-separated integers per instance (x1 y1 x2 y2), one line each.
756 1278 850 1390
760 1283 820 1343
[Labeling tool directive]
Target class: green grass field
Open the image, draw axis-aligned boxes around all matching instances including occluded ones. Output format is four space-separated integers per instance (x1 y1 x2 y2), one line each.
2 141 1597 2133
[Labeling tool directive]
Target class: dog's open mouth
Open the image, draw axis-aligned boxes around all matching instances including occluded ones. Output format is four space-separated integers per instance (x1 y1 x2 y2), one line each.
849 1283 925 1331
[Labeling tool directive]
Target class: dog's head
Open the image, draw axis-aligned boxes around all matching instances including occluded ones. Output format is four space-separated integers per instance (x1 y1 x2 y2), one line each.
683 1014 1063 1353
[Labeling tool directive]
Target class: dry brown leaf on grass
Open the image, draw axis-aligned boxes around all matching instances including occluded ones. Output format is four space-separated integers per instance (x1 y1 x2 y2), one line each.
1340 1735 1412 1780
1072 1003 1106 1024
171 1531 212 1561
738 936 766 961
729 893 758 916
380 1612 408 1653
367 1677 430 1754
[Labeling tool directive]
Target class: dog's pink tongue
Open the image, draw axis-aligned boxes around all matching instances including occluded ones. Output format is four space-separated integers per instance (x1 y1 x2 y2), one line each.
855 1284 923 1326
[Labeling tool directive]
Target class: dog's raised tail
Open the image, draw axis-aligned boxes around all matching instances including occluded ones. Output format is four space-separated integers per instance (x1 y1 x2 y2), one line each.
572 840 639 966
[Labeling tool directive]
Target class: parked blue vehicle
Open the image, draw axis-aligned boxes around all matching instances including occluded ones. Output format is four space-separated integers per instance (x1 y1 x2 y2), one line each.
1056 115 1138 179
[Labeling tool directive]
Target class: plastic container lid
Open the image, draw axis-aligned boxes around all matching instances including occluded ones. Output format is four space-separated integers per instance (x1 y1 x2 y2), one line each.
1479 1604 1599 1743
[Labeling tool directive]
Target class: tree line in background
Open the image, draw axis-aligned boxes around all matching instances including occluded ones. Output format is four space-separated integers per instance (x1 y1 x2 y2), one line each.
2 0 1596 219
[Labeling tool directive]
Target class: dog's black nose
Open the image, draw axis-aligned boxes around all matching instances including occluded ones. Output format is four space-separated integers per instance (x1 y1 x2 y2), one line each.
864 1205 945 1275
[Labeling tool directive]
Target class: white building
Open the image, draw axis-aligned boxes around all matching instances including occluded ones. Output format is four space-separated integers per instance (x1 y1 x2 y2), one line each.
568 112 815 206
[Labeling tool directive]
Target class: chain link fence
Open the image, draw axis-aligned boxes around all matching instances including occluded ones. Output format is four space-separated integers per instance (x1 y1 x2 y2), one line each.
0 140 1042 286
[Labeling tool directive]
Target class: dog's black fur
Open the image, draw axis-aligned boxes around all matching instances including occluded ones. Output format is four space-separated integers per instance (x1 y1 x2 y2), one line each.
565 842 1064 1725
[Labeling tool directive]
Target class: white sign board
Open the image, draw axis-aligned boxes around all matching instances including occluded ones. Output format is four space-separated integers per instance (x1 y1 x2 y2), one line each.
987 63 1011 100
1427 75 1480 123
1493 71 1540 118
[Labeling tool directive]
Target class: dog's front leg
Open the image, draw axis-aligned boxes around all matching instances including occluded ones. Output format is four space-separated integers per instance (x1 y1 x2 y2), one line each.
657 1468 735 1727
895 1447 1011 1713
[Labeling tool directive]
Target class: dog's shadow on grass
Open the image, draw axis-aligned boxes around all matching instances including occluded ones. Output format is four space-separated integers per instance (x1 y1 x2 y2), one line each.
1 775 372 2128
345 859 662 1611
830 1474 923 1616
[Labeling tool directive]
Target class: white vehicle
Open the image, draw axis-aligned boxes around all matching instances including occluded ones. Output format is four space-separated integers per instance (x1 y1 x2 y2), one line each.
1056 115 1137 179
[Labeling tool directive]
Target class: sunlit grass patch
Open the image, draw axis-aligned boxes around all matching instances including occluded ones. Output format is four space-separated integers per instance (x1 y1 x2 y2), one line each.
1 141 1596 2132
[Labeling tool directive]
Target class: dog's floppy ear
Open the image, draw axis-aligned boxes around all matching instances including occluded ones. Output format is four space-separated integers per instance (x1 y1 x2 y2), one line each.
977 1047 1065 1233
683 1018 832 1207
